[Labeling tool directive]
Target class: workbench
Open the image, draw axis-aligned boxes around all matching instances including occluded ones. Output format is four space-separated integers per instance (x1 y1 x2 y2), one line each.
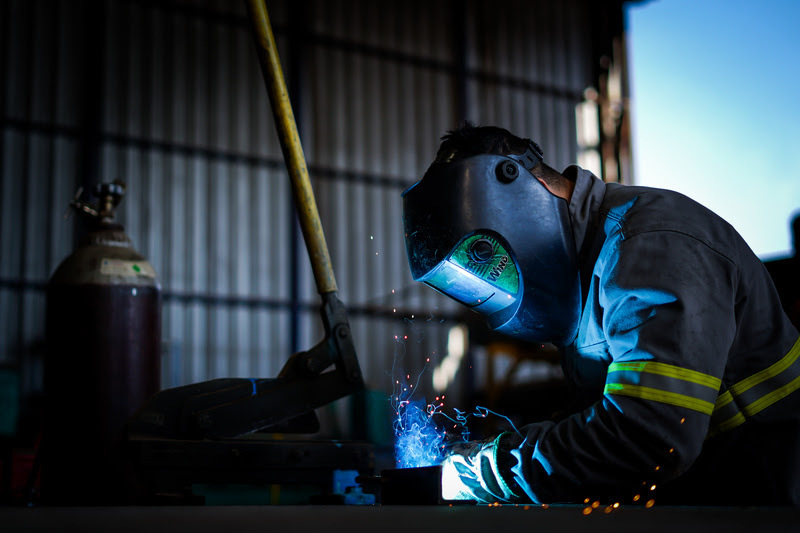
3 505 799 533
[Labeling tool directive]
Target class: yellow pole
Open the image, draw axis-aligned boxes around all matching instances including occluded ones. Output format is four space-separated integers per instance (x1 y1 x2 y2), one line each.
244 0 338 294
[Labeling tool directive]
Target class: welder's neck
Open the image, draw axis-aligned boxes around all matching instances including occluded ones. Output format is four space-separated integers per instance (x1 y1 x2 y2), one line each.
560 179 576 202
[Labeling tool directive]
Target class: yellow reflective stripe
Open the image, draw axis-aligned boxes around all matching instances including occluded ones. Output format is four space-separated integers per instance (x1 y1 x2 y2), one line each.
714 390 734 410
743 373 800 417
709 412 746 438
707 391 742 439
708 336 800 439
604 383 716 415
608 361 721 390
730 336 800 395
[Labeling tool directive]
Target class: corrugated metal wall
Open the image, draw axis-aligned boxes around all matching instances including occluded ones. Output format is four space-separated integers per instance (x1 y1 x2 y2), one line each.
0 0 625 440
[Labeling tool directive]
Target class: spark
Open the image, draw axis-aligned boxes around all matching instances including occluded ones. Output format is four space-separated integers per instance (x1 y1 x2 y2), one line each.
645 499 655 508
582 507 592 515
390 339 521 470
650 484 656 491
391 354 447 469
613 502 619 508
591 501 600 508
604 506 613 514
680 417 685 424
633 494 641 502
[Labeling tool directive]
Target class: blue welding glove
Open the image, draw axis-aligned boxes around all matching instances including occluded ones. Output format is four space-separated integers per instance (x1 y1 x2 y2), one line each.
440 432 525 504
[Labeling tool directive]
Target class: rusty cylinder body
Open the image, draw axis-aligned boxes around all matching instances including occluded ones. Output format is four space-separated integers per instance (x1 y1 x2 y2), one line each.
43 185 161 505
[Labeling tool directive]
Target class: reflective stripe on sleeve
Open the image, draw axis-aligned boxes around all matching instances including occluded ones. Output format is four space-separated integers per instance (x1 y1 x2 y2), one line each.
709 336 800 438
604 361 721 415
706 390 745 437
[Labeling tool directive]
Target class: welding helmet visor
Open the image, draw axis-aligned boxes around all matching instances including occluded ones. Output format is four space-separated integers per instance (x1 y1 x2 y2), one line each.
402 152 581 345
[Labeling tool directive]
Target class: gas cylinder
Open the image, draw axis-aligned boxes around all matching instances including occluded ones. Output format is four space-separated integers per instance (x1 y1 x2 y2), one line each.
42 181 161 505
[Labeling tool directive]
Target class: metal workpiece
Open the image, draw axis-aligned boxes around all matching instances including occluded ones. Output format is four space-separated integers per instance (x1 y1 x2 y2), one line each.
377 466 453 506
354 466 475 506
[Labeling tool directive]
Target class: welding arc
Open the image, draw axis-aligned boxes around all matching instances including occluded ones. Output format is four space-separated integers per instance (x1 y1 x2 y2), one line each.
244 0 338 295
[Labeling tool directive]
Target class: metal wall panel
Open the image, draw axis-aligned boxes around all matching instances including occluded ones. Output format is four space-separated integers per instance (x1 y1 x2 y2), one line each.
467 0 592 171
1 0 623 440
304 7 461 409
95 0 296 388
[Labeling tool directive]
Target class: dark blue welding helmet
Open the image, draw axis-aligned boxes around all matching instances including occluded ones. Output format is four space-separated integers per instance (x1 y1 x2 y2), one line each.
401 142 581 345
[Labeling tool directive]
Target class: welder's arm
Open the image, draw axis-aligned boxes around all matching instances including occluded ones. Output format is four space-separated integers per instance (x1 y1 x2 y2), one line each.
447 230 737 504
507 231 737 503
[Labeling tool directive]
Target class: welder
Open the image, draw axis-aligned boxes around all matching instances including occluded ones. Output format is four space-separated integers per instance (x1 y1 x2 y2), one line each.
401 122 800 506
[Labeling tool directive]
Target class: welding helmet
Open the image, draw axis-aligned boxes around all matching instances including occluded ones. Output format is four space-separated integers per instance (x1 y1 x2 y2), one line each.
401 142 581 345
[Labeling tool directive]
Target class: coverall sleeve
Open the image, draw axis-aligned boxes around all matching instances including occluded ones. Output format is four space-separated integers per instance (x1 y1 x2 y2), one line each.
508 229 738 503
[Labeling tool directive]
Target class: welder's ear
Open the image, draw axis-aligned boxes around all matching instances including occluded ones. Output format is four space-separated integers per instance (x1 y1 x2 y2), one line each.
535 176 574 202
535 177 558 196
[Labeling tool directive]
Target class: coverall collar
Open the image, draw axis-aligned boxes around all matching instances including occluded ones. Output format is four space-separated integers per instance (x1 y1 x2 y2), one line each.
563 165 607 260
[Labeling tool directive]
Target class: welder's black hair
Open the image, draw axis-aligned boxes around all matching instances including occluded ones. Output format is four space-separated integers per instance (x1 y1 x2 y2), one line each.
438 121 532 160
433 121 571 185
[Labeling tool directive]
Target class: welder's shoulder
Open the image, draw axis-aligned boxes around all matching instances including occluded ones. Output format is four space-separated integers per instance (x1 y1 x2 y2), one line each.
601 183 743 257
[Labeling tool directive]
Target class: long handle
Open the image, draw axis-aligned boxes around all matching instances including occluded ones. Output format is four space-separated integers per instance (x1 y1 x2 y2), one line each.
244 0 338 294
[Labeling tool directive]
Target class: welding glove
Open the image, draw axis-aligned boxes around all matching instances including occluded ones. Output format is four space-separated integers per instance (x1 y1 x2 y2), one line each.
440 432 525 504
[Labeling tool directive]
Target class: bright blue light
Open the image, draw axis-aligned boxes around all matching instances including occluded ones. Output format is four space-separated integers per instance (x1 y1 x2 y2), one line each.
389 331 522 469
390 335 447 469
393 398 447 469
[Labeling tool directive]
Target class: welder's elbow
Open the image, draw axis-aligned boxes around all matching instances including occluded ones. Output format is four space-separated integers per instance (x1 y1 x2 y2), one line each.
651 437 704 482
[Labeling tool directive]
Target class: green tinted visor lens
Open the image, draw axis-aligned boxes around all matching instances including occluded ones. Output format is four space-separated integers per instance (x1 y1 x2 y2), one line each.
422 234 520 315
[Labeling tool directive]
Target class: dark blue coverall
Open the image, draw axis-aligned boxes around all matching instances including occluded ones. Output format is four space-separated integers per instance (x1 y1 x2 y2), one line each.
503 167 800 506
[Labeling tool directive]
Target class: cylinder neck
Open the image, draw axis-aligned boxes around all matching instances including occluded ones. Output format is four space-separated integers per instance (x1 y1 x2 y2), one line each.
70 181 127 229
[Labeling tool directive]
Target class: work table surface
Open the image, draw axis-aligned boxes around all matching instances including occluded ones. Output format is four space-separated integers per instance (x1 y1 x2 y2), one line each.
3 504 799 533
